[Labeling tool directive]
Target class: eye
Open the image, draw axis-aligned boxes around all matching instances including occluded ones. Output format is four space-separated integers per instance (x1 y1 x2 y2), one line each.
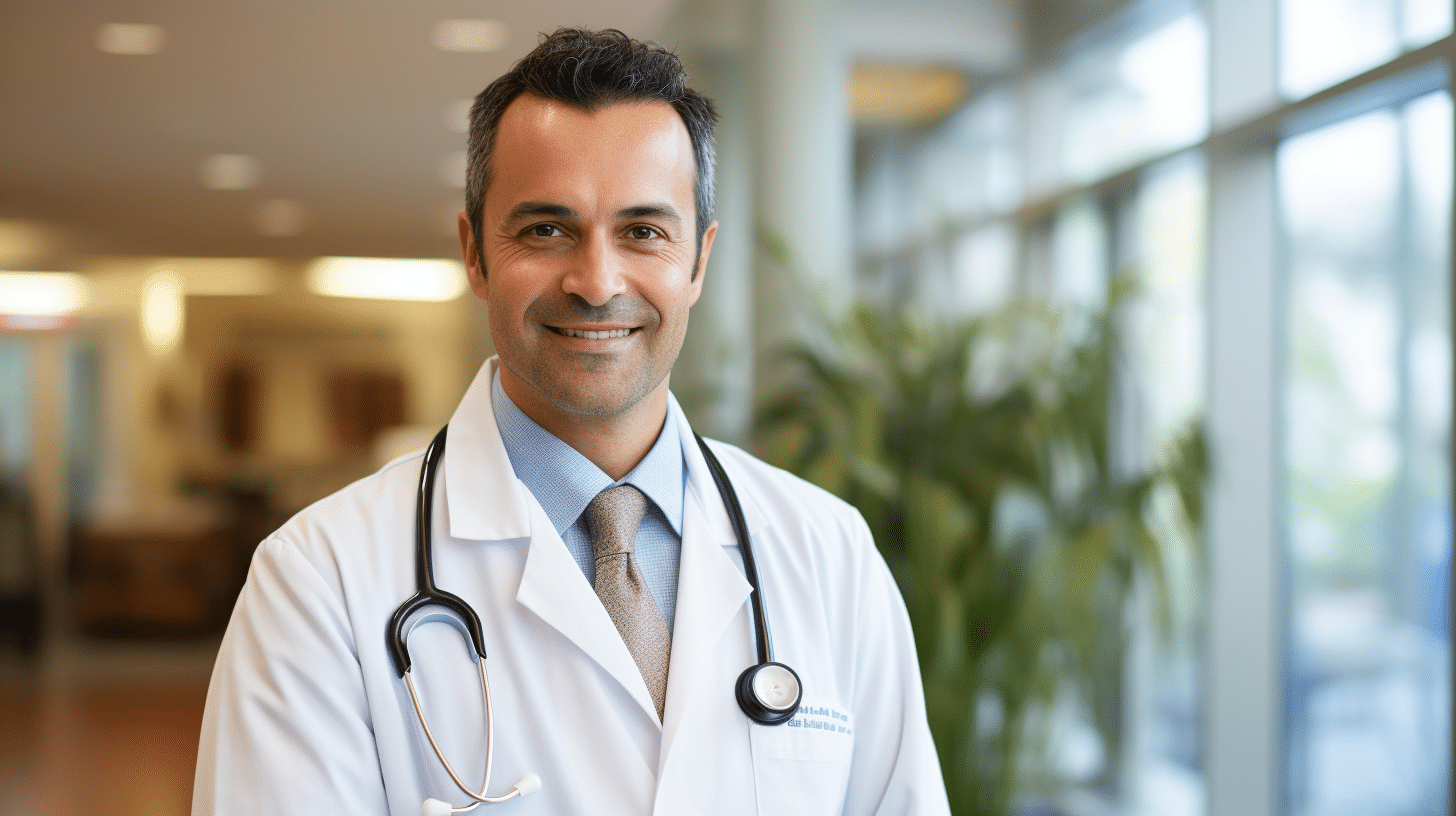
528 223 563 238
627 225 661 240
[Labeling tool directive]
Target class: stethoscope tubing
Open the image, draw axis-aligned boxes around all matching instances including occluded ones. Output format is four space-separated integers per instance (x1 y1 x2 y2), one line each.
387 426 488 676
389 422 803 810
691 434 774 666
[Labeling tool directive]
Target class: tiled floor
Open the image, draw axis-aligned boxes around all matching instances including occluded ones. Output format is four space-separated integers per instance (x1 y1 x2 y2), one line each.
0 637 219 816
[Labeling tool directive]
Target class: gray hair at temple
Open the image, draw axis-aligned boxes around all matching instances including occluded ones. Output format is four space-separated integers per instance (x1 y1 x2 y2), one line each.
464 27 719 274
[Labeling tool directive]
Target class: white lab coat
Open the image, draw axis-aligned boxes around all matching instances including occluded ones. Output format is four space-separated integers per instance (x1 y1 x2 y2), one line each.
193 358 949 816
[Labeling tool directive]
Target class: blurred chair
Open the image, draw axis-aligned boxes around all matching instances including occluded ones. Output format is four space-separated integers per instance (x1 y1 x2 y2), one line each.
71 501 233 638
0 476 41 654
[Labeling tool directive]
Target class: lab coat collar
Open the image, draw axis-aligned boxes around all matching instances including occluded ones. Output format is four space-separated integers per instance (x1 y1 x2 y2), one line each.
668 393 769 542
445 360 774 736
443 358 535 542
445 358 768 544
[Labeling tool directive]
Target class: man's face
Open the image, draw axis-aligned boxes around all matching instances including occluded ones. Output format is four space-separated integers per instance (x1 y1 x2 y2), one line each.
460 93 715 423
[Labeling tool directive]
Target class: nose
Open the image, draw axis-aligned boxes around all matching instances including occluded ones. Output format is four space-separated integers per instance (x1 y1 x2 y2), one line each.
561 231 628 307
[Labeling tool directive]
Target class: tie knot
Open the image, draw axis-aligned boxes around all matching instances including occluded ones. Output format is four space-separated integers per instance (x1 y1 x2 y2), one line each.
584 484 648 560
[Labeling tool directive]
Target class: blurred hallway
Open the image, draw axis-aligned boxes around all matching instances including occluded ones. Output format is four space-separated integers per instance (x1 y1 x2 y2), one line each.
1 0 1452 813
0 638 217 816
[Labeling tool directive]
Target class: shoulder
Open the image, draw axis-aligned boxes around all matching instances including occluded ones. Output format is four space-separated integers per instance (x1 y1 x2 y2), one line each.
698 437 873 545
700 439 859 513
254 448 430 594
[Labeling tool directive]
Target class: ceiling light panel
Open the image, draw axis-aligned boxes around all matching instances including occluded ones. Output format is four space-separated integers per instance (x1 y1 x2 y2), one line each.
200 154 262 190
306 257 467 302
852 65 970 126
140 270 184 355
95 23 166 56
0 272 89 316
431 19 508 53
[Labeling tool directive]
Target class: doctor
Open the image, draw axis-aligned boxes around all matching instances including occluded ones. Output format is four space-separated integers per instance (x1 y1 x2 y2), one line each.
193 27 949 816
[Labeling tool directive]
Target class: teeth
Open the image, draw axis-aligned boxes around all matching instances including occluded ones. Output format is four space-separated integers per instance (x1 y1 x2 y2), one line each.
559 327 632 339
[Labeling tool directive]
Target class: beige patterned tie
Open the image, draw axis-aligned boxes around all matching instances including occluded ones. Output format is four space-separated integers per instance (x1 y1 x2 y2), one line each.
584 484 671 720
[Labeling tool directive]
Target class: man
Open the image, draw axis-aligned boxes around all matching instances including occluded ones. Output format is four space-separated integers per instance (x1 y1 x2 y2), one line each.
193 28 949 816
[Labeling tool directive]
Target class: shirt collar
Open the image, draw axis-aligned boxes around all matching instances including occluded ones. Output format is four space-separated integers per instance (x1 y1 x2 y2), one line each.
490 370 685 537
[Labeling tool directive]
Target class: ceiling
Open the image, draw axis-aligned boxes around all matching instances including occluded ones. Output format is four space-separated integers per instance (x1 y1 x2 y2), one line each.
0 0 1019 269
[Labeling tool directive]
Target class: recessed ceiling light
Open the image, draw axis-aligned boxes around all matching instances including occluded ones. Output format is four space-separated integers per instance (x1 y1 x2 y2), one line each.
445 98 474 133
306 257 467 302
431 19 508 53
140 270 184 355
439 151 468 189
96 23 166 56
254 199 308 237
200 154 261 190
0 271 88 316
852 64 970 126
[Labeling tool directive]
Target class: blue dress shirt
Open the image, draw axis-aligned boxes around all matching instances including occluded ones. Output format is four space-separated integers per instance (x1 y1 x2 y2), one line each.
490 370 685 634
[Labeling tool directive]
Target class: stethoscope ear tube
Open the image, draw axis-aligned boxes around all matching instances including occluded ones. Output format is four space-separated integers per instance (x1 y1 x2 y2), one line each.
694 434 801 727
388 425 489 678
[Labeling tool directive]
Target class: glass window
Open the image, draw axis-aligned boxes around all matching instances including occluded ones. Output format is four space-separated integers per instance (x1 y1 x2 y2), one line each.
1124 153 1209 816
855 138 916 257
0 338 33 484
1277 91 1452 816
0 337 34 596
67 344 101 519
951 220 1018 315
1280 0 1399 99
1051 197 1109 309
1404 0 1455 46
1280 0 1451 99
915 88 1022 221
1060 13 1208 185
1129 154 1207 450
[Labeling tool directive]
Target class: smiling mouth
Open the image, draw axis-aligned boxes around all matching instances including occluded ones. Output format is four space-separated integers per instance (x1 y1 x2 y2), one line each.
549 326 637 340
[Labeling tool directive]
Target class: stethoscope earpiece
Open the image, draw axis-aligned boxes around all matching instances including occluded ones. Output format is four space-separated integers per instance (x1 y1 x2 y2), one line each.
736 661 802 725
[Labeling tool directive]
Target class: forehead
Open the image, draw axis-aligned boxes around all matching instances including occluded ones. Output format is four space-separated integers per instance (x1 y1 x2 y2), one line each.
486 94 696 212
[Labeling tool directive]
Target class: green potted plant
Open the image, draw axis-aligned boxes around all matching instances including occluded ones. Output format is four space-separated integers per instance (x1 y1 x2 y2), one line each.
758 281 1207 815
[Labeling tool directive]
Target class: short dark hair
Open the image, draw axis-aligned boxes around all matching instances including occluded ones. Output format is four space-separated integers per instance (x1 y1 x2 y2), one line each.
465 28 718 270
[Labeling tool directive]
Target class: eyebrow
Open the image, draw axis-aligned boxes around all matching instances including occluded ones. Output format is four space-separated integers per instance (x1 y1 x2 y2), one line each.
617 204 682 225
504 201 576 222
501 201 683 227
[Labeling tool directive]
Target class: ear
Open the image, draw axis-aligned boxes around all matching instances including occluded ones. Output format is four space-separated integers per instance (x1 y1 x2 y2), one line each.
457 210 487 300
687 220 717 307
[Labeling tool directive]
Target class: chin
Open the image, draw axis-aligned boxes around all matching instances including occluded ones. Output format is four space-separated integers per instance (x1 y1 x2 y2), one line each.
545 395 630 417
537 381 647 418
504 354 673 420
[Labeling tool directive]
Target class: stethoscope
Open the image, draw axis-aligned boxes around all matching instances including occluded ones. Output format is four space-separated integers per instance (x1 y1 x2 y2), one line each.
387 425 803 815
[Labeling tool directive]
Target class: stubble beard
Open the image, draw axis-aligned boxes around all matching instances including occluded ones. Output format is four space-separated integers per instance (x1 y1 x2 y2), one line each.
500 295 682 419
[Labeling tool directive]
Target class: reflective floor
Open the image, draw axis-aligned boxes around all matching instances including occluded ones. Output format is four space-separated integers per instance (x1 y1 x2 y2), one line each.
0 637 218 816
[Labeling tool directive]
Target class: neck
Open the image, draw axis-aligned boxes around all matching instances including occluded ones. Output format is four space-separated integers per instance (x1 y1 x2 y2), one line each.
499 368 668 481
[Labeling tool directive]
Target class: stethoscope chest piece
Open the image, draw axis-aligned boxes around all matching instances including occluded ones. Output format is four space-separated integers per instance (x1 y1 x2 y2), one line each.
736 661 802 725
399 424 808 813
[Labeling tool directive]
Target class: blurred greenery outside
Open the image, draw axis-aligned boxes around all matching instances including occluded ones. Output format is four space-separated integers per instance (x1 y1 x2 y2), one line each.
756 270 1208 815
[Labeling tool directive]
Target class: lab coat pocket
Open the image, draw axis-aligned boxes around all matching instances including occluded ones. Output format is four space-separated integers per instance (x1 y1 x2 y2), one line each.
749 700 854 815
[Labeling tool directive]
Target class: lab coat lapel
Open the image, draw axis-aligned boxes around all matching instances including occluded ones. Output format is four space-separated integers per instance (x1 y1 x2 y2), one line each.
655 409 757 809
443 358 532 542
514 499 661 725
446 357 660 725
